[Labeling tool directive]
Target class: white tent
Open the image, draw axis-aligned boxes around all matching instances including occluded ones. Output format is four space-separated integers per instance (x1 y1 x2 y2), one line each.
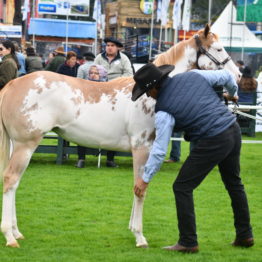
211 1 262 53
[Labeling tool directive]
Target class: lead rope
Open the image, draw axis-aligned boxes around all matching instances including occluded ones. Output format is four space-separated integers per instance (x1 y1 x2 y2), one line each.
231 104 262 121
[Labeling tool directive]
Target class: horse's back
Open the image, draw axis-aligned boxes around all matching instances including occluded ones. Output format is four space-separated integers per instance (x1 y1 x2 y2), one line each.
1 72 154 151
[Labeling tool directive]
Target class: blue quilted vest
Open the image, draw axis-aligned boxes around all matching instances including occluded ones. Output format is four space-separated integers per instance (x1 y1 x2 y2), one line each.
155 71 236 141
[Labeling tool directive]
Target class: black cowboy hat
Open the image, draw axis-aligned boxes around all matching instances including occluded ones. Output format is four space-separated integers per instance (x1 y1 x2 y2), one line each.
132 63 175 101
104 37 123 48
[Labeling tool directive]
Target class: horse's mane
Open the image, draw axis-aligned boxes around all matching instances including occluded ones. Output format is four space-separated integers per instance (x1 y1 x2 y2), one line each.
153 39 193 67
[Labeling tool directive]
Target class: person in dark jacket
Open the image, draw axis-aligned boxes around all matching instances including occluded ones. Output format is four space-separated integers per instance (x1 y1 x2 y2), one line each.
0 40 19 90
238 66 257 103
132 63 253 253
25 47 43 73
56 51 79 77
45 46 66 72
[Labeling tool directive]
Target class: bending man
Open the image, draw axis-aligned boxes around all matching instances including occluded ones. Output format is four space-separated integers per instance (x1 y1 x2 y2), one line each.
132 63 253 253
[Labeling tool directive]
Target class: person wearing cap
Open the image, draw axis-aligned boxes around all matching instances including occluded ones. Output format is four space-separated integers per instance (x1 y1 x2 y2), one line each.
94 37 133 80
77 52 96 80
132 63 253 253
94 37 133 167
45 46 66 72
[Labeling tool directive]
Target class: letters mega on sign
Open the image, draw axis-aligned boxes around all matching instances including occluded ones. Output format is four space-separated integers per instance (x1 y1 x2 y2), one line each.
38 0 90 16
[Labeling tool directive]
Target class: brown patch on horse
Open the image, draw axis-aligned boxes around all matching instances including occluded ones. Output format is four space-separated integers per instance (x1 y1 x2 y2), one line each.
147 131 155 142
141 131 147 139
141 98 152 115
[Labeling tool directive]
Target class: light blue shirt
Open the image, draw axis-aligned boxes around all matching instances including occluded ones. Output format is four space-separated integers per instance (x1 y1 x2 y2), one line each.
192 69 238 97
142 69 238 183
16 52 26 76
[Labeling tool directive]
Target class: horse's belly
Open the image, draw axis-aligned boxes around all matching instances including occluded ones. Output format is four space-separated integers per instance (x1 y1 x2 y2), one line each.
58 106 131 152
62 125 131 151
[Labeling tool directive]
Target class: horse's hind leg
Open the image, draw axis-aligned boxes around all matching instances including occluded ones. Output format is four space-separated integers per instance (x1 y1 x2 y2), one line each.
1 143 35 247
12 187 24 240
1 180 22 247
130 147 149 248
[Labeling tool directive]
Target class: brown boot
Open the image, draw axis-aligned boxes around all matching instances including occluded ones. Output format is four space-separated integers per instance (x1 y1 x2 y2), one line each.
163 243 199 253
232 238 254 247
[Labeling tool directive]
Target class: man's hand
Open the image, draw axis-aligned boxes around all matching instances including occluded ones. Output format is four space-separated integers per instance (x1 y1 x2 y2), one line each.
223 93 239 104
134 177 149 198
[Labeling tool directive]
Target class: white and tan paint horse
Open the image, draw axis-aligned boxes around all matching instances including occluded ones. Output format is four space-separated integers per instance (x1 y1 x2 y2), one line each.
0 25 241 247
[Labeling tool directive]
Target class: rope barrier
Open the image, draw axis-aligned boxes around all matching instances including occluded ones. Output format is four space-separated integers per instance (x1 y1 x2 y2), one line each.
170 138 262 144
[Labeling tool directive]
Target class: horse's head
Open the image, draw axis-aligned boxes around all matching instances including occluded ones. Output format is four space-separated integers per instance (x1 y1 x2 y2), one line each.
195 24 241 82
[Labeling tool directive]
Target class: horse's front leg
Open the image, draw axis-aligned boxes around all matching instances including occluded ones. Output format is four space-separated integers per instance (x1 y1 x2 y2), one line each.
129 147 150 248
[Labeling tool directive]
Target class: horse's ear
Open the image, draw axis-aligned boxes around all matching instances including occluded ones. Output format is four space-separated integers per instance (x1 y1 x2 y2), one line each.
204 24 210 38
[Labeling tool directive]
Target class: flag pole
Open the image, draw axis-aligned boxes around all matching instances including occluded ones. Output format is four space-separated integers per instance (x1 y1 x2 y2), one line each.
241 0 247 60
65 10 69 53
149 3 154 61
93 0 98 55
158 24 162 52
208 0 212 24
94 21 97 55
32 0 35 48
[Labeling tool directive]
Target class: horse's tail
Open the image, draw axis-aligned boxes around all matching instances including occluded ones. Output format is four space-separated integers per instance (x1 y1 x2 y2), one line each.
0 89 10 180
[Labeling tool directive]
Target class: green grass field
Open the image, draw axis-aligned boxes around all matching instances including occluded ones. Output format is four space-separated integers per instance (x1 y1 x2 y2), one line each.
0 134 261 262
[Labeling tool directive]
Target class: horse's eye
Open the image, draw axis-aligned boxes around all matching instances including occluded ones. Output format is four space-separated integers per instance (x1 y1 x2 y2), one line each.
217 49 222 52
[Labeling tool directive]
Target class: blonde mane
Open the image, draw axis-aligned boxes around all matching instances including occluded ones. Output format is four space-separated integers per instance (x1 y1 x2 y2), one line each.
153 38 196 67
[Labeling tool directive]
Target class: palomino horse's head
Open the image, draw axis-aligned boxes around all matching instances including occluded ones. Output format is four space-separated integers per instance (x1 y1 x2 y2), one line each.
195 24 241 82
154 24 241 82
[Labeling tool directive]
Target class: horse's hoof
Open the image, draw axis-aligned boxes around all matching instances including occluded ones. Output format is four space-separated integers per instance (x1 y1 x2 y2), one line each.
16 234 24 240
136 243 149 248
6 241 20 248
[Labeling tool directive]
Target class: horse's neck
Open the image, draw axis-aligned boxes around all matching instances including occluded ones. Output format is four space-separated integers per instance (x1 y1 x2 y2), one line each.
154 38 197 75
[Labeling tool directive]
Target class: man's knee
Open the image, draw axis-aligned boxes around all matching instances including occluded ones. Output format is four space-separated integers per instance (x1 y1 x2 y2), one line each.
173 180 181 193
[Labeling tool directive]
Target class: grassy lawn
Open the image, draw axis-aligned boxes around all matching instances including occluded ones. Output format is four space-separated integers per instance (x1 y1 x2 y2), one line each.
0 134 261 262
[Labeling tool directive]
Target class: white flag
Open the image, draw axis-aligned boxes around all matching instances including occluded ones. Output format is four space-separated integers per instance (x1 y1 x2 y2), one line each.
93 0 102 21
22 0 30 21
160 0 170 26
156 0 162 22
173 0 183 29
182 0 192 31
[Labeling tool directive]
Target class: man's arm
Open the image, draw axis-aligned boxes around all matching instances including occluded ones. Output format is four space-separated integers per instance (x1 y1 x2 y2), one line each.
192 69 238 97
134 111 175 197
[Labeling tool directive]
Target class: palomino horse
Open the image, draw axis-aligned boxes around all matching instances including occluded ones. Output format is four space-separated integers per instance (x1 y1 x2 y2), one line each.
0 25 241 247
